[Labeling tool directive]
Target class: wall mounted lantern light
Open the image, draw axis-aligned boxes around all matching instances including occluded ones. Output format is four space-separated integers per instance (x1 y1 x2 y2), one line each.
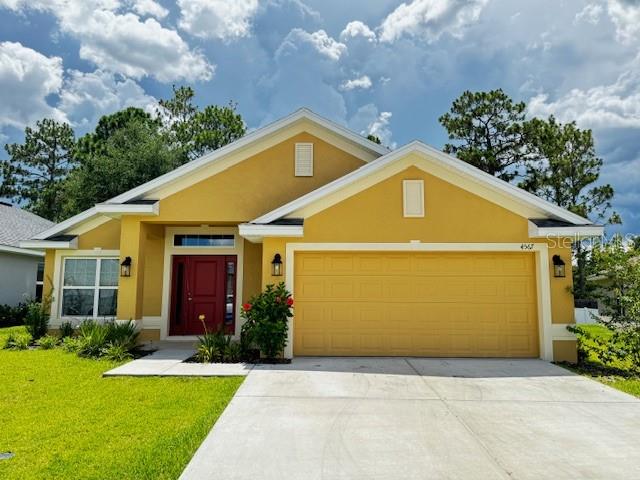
271 253 283 276
120 256 132 277
552 255 566 278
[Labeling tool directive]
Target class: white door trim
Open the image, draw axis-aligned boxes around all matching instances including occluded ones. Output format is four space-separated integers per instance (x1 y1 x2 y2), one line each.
284 242 558 361
159 226 244 340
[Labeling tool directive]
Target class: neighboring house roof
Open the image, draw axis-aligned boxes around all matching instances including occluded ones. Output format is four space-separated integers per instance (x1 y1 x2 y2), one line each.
0 202 53 256
24 109 604 245
249 141 596 227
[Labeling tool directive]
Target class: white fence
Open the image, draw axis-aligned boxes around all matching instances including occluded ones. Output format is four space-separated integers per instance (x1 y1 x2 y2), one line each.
574 307 601 325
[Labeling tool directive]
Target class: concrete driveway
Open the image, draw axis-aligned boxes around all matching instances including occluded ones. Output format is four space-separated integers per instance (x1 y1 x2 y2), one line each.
180 358 640 480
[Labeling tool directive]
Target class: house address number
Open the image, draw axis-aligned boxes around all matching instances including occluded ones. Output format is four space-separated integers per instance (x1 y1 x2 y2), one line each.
520 243 534 250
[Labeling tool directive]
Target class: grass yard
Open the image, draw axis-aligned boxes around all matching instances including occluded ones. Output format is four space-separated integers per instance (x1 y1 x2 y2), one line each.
565 324 640 398
0 327 243 480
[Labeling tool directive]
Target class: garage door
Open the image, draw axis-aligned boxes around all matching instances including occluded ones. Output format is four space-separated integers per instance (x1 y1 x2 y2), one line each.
293 251 539 357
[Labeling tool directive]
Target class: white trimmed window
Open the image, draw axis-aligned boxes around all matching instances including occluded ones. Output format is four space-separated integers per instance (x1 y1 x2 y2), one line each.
295 143 314 176
60 258 118 318
403 180 425 217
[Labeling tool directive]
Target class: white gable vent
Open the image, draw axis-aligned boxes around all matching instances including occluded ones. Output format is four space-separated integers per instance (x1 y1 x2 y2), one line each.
295 143 314 177
403 180 424 217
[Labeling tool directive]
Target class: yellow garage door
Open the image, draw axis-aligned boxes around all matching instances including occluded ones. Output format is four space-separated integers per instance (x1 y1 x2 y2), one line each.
293 251 539 357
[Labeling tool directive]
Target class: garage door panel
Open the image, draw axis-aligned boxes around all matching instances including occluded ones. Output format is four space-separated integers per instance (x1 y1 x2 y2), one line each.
294 251 539 357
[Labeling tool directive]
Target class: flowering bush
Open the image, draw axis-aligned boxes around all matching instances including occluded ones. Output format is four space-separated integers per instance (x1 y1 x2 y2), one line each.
241 282 293 360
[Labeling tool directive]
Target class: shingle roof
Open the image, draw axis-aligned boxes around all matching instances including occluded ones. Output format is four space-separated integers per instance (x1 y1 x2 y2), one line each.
0 203 54 248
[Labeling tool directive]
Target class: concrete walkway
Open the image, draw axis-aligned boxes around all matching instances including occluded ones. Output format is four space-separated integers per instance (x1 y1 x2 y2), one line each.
180 357 640 480
103 342 253 377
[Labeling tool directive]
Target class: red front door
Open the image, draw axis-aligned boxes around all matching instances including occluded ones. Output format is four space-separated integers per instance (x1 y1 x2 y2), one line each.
169 255 237 335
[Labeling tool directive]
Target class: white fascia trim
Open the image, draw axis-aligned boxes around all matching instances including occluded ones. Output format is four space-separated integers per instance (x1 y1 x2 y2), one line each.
253 141 591 226
33 207 98 240
20 237 78 250
95 202 159 216
33 203 159 241
528 221 604 239
0 244 45 257
106 108 388 205
238 223 304 243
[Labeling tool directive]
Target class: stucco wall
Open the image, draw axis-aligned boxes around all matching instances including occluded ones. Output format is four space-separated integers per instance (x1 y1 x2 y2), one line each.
0 252 40 305
262 166 574 326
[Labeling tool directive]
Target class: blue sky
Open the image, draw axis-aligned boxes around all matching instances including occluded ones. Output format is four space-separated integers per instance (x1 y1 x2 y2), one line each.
0 0 638 233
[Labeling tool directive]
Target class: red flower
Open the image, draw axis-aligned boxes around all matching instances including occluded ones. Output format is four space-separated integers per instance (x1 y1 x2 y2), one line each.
243 303 252 312
286 297 294 307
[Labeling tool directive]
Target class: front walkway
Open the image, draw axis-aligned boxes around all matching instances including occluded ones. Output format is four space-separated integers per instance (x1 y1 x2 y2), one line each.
103 342 253 377
180 357 640 480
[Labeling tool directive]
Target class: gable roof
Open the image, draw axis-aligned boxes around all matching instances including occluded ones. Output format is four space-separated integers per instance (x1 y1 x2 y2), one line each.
250 141 595 227
0 202 53 255
31 108 388 241
107 108 388 205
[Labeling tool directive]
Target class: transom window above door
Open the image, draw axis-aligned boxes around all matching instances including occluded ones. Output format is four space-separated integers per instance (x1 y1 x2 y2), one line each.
173 234 235 247
61 258 118 318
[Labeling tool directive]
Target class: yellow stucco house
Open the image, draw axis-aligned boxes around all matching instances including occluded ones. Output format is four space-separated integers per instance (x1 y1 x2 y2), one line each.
21 109 604 362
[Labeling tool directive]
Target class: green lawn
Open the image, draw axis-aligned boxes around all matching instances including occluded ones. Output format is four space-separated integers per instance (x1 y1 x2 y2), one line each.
566 323 640 398
0 327 243 480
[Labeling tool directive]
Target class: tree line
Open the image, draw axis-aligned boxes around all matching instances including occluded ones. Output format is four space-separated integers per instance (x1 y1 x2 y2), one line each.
0 87 621 299
0 86 245 222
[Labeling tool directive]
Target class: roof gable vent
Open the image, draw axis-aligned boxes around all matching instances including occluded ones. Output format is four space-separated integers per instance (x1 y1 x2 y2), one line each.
295 143 314 177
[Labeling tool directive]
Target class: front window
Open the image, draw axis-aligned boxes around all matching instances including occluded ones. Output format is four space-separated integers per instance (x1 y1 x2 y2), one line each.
35 261 44 301
61 258 118 318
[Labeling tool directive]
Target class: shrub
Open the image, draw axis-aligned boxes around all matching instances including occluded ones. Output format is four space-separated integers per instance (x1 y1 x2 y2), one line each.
59 321 75 339
76 320 110 358
106 321 139 350
223 341 242 363
0 302 29 328
38 335 58 350
75 319 139 359
102 343 133 362
24 296 52 340
3 332 31 350
196 322 232 363
241 282 293 360
614 328 640 374
61 336 83 353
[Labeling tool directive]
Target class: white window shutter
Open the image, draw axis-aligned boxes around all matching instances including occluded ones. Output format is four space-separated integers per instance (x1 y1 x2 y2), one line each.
403 180 425 217
295 143 313 177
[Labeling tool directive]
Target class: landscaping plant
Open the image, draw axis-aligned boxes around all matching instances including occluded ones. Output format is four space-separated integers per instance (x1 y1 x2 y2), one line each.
0 302 28 328
568 237 640 374
37 335 58 350
241 282 293 360
196 316 238 363
24 295 52 340
58 320 75 339
102 343 133 362
3 331 31 350
75 319 139 359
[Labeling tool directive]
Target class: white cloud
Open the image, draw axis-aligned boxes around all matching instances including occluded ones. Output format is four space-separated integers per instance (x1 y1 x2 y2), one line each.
607 0 640 44
277 29 347 61
574 4 603 25
378 0 488 43
527 56 640 129
340 21 376 42
58 70 157 129
0 41 66 128
129 0 168 19
177 0 259 40
0 0 213 82
340 75 372 91
349 103 395 148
